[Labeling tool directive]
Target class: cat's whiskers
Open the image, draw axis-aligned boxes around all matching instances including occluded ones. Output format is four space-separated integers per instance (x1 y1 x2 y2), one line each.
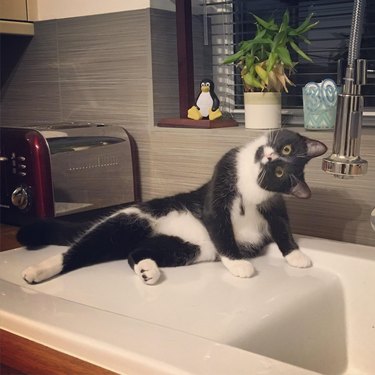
257 167 267 186
289 173 300 187
288 175 293 187
259 169 270 191
295 153 308 159
270 129 281 148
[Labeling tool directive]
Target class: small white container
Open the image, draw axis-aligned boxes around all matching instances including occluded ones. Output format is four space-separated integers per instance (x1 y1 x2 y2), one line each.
244 92 281 129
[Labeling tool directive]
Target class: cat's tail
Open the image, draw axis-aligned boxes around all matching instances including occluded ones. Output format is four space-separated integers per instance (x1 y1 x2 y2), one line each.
17 219 90 248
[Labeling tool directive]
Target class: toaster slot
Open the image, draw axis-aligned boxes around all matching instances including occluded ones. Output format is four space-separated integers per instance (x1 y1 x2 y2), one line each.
48 136 124 154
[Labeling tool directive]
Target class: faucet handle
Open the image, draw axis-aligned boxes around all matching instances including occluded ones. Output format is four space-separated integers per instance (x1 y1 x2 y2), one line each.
356 59 367 86
337 59 370 92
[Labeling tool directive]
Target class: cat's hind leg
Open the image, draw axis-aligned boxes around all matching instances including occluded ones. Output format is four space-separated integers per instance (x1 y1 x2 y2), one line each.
22 254 64 284
128 235 200 285
22 212 152 284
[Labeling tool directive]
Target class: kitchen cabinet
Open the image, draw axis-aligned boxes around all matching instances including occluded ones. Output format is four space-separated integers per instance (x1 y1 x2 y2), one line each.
0 0 34 35
0 0 28 21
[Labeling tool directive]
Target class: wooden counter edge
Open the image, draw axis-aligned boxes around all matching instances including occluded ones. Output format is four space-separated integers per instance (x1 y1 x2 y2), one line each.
0 329 118 375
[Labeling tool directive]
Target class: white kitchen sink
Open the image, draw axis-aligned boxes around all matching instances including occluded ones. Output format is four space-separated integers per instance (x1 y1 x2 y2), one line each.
0 235 374 374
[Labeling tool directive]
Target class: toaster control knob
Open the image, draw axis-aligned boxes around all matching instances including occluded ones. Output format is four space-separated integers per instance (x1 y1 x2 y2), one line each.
11 186 30 210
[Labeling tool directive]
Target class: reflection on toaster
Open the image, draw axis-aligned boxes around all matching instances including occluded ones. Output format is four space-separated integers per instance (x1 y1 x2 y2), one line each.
0 123 140 225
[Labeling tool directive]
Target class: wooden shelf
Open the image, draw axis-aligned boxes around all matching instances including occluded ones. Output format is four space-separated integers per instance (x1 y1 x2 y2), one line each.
157 118 238 129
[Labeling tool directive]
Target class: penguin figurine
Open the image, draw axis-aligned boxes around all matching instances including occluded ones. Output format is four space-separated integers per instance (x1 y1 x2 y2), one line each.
187 79 222 121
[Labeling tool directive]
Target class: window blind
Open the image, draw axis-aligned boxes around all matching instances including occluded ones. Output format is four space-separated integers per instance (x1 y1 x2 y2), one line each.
203 0 375 124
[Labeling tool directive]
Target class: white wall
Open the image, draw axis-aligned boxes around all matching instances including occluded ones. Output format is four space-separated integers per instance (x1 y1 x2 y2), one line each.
34 0 151 21
32 0 204 21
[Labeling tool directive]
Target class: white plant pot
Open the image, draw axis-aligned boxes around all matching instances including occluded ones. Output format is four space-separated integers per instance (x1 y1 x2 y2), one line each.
244 92 281 129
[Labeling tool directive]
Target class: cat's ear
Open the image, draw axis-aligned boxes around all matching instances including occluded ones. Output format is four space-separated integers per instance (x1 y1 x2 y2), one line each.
305 137 327 159
290 180 311 199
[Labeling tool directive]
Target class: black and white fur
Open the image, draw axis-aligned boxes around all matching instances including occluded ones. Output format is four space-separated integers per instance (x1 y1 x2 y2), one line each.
18 129 327 285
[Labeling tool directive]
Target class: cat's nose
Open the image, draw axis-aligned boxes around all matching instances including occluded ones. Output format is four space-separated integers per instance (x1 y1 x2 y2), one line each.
264 152 277 162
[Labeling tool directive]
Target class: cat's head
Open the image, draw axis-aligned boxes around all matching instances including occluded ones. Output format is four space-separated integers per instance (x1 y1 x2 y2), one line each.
255 129 327 199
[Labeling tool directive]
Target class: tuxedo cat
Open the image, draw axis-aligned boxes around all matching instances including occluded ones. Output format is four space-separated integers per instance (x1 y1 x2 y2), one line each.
18 129 327 285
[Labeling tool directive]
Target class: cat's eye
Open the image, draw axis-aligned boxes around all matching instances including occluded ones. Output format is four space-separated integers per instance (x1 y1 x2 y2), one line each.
275 166 284 178
282 144 292 155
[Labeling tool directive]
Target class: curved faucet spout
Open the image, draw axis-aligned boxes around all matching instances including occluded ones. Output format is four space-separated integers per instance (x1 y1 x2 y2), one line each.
322 0 368 178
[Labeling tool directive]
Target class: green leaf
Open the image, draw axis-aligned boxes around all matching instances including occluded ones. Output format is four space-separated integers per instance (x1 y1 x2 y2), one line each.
243 72 264 89
252 13 278 31
294 13 314 34
267 51 277 72
271 33 286 56
276 46 293 67
254 28 267 40
223 50 244 64
282 9 290 27
297 34 311 44
252 38 273 45
245 55 255 69
239 40 254 52
289 41 313 62
222 55 237 65
299 21 319 34
279 10 289 33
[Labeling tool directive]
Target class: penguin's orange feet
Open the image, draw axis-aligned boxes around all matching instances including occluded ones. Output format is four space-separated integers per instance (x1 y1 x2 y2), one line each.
209 108 222 121
187 106 202 120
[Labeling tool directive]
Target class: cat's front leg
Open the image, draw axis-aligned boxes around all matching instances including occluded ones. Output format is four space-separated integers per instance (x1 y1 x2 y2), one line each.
273 225 312 269
203 179 257 278
220 256 255 278
261 197 312 268
204 216 256 278
204 217 256 277
274 223 312 269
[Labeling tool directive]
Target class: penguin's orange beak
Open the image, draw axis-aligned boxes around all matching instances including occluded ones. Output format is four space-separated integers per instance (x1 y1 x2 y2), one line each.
201 86 210 93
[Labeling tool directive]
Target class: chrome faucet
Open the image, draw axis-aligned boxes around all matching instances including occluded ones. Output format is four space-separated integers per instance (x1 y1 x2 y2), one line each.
322 0 368 178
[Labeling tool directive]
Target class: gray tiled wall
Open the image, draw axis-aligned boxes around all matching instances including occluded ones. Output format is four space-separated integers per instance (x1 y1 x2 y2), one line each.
1 9 153 127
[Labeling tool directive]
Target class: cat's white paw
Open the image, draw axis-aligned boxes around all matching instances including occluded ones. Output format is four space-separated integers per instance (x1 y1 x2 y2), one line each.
22 264 55 284
285 250 312 268
134 259 161 285
221 257 255 278
22 254 64 284
22 265 42 284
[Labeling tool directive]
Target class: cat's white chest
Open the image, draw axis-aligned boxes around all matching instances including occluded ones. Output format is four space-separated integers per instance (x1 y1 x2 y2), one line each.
197 92 213 117
231 197 269 245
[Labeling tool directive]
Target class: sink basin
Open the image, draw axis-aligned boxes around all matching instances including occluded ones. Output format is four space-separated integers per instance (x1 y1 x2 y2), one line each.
0 235 374 374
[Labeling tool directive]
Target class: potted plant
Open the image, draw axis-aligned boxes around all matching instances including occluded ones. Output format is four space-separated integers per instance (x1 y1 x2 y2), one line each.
223 10 318 129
